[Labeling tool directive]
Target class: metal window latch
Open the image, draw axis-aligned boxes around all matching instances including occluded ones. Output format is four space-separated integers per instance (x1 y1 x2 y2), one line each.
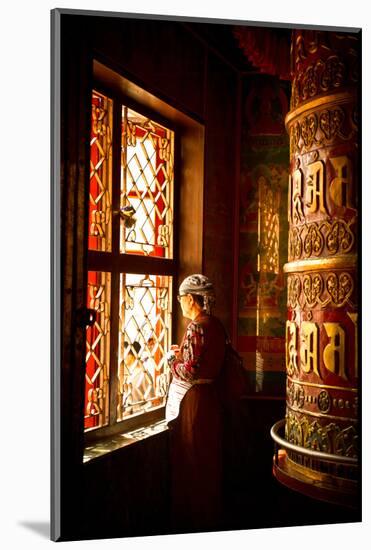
76 307 96 328
113 206 136 228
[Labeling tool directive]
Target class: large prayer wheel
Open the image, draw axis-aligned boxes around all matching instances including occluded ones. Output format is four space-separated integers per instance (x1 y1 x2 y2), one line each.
271 29 359 507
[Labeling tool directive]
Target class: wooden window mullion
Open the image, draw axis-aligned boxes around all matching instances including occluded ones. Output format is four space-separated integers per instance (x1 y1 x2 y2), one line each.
108 99 123 425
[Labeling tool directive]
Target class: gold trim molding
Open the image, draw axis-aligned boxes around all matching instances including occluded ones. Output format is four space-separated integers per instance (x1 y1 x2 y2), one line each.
285 91 356 130
286 403 357 423
287 376 358 393
284 254 356 273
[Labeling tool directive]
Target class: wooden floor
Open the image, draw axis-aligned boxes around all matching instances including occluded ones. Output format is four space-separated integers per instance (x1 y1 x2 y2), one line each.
59 396 360 541
220 397 360 533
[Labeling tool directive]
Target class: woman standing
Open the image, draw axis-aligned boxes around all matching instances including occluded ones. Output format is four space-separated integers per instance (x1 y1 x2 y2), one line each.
166 274 226 533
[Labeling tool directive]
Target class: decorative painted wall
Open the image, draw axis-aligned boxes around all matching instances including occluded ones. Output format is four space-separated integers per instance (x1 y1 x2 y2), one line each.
238 75 290 394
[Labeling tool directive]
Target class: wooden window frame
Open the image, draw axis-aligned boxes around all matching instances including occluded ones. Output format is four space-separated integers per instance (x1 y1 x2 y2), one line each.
84 60 205 446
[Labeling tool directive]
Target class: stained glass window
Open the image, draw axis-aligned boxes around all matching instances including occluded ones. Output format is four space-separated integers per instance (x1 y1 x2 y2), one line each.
84 89 175 436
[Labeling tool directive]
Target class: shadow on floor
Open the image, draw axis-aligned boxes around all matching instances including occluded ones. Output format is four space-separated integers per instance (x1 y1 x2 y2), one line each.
18 521 50 539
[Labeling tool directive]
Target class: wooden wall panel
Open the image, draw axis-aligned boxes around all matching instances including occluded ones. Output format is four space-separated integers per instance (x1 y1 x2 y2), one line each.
90 16 206 120
203 53 238 334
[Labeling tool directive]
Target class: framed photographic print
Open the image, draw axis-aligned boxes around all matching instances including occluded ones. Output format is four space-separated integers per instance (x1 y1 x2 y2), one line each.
51 7 361 542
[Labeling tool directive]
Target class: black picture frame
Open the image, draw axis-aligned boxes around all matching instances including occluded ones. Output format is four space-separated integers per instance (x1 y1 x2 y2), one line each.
51 6 363 545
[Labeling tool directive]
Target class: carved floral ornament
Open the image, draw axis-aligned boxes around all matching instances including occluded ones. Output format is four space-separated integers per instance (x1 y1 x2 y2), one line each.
287 271 354 309
288 227 302 259
288 103 356 157
287 274 301 308
293 32 359 71
290 52 358 109
288 382 305 409
294 31 325 70
302 273 323 307
288 220 355 261
327 220 354 254
318 389 331 413
303 224 324 257
285 409 358 458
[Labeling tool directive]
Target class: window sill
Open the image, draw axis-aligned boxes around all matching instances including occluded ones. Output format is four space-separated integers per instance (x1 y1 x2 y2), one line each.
83 419 169 463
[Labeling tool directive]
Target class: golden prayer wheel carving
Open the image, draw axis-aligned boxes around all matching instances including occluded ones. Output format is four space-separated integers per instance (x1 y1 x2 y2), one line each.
272 30 359 507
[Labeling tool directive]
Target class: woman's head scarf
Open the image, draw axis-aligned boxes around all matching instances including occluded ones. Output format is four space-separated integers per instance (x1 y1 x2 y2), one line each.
179 274 216 314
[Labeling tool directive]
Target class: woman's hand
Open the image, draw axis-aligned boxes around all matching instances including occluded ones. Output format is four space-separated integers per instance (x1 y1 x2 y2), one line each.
166 345 180 366
170 344 180 356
